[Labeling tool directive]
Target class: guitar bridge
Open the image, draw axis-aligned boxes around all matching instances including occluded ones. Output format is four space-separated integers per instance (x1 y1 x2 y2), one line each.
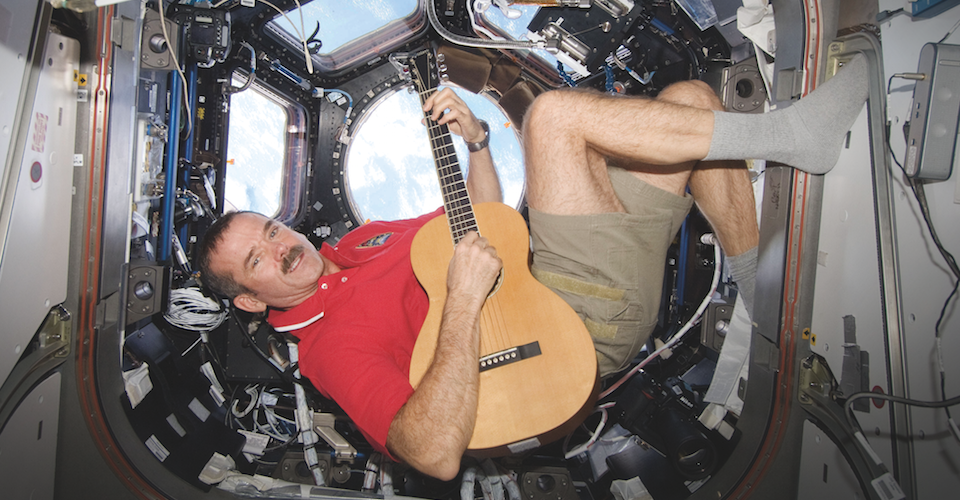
479 342 541 372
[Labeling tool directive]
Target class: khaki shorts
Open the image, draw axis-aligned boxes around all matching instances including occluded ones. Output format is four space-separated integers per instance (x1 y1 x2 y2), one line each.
529 167 693 377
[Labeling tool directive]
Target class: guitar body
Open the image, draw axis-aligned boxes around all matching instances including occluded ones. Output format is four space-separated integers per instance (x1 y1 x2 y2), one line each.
410 202 598 455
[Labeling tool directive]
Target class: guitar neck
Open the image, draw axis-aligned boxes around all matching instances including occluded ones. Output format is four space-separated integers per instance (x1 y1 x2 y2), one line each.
417 85 479 245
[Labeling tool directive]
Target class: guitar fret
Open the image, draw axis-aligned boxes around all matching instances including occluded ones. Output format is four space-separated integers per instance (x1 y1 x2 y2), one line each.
441 185 467 196
414 58 482 247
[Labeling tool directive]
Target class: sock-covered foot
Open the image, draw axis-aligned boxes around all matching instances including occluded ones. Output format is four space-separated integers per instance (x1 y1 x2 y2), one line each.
706 54 869 174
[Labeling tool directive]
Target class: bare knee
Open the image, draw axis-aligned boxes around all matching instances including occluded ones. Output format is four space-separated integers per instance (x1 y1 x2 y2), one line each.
657 80 723 111
522 88 593 139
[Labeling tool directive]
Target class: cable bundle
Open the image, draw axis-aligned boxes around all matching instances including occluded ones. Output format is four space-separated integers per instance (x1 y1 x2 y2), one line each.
164 287 227 331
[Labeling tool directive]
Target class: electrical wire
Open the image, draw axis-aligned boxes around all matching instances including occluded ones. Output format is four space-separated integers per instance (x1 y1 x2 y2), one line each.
227 41 257 94
230 308 285 373
844 391 960 434
291 0 313 74
885 118 960 436
600 233 723 399
164 287 228 330
324 89 354 125
156 1 193 138
938 17 960 44
256 0 313 74
562 401 615 458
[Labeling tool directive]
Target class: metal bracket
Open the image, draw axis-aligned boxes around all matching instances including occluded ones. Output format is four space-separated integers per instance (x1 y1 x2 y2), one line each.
313 413 357 461
111 16 137 50
0 306 72 433
39 305 71 359
774 67 805 102
387 51 414 83
797 354 895 500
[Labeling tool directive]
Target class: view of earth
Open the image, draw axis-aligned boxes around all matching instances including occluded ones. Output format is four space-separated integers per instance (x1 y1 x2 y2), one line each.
345 85 524 222
224 83 286 217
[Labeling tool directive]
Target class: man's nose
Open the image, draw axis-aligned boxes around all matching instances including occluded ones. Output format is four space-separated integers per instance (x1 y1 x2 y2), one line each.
272 241 289 260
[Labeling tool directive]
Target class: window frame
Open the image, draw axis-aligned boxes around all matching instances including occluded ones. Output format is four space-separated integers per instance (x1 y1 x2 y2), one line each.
263 0 428 75
225 74 309 225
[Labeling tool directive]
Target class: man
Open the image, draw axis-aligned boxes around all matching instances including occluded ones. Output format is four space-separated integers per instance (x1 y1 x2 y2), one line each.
196 54 868 480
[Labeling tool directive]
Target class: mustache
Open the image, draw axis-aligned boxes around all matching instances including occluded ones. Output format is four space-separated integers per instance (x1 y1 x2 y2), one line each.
281 245 305 274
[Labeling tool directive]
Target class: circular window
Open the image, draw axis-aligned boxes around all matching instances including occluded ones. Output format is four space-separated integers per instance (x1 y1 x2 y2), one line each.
344 85 524 223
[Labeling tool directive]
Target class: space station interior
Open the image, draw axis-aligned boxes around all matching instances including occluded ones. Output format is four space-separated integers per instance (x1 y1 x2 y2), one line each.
1 0 960 499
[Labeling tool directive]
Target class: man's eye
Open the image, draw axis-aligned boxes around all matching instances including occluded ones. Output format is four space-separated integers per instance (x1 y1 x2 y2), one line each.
269 228 278 238
252 256 260 267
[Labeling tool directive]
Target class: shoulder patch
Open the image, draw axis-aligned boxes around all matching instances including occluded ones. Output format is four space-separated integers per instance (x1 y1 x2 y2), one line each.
356 232 394 248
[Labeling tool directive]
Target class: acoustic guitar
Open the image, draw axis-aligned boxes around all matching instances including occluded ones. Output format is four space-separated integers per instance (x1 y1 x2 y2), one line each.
404 49 599 456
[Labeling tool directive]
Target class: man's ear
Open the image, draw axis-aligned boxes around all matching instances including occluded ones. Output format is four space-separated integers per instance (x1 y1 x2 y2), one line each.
234 293 267 313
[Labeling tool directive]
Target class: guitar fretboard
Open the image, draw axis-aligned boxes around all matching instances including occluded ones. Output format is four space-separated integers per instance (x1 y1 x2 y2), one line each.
416 79 479 246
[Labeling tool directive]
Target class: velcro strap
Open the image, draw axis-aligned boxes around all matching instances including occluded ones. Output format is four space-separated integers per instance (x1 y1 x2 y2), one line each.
531 267 625 301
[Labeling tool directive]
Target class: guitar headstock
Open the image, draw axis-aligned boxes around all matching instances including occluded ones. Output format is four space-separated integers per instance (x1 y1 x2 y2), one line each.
391 48 448 105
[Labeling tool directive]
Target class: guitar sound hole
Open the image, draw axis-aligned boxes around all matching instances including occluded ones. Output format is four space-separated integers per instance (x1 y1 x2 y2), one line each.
487 269 504 299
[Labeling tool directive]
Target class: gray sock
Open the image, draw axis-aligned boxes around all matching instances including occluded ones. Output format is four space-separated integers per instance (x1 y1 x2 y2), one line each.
727 246 757 314
705 54 869 174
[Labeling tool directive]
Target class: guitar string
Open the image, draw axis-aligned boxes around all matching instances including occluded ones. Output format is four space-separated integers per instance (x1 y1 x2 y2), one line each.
485 293 507 354
415 61 512 356
479 306 497 355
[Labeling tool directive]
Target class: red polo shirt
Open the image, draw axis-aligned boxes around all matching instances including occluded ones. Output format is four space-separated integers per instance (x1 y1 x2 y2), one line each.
267 209 441 456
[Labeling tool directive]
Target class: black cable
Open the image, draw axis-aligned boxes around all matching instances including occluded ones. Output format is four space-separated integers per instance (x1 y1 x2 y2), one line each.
231 308 284 374
844 391 960 432
938 279 960 421
906 179 960 279
938 17 960 44
876 8 904 24
886 128 960 432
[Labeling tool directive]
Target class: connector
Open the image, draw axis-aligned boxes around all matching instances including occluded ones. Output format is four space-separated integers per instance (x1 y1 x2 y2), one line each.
892 72 927 81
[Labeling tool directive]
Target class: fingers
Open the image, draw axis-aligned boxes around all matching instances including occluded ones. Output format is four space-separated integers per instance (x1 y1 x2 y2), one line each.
423 88 485 142
457 232 500 266
448 231 502 298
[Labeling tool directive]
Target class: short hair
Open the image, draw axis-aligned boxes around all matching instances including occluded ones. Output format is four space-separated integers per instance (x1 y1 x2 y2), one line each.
195 211 254 299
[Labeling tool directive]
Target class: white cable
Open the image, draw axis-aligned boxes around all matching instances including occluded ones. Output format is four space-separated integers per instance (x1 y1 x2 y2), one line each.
231 385 259 418
156 2 193 138
479 459 505 500
291 0 313 74
380 460 395 498
600 234 723 399
165 287 227 330
461 466 478 500
562 401 614 458
289 342 326 486
362 454 381 492
257 0 313 74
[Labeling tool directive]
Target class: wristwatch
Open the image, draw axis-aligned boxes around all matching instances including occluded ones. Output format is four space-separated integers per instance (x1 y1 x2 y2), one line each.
466 120 490 152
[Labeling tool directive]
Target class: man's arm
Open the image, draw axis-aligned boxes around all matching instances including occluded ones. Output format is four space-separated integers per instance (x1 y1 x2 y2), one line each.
386 231 501 480
423 88 503 204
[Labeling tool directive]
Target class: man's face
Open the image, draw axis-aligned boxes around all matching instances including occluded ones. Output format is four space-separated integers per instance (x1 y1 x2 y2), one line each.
210 212 337 312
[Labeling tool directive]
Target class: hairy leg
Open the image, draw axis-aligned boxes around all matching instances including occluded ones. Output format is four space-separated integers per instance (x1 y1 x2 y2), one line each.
614 80 759 256
523 88 714 216
523 80 760 310
655 81 759 309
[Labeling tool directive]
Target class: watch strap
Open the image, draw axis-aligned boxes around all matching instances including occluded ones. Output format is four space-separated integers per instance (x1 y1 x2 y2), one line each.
466 120 490 152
